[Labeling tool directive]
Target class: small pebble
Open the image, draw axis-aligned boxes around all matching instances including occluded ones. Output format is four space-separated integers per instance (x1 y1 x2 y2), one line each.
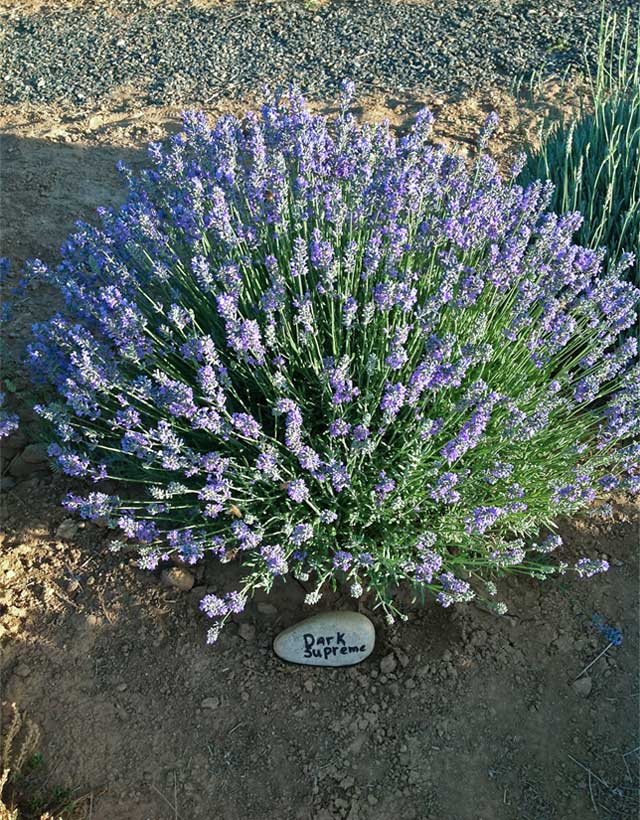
0 477 16 493
201 696 220 710
21 443 49 463
161 567 195 592
380 653 397 675
573 676 593 697
238 623 256 642
56 519 79 540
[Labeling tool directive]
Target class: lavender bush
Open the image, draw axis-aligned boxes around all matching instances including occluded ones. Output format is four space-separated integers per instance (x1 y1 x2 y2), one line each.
22 86 639 642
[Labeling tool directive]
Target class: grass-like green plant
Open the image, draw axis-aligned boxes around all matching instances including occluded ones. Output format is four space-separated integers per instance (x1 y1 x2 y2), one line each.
519 8 640 287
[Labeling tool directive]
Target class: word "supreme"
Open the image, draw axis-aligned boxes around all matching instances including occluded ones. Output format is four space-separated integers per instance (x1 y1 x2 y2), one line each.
302 632 367 660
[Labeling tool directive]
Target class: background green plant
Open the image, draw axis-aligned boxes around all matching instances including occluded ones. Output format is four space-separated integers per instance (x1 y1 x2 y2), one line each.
519 8 640 288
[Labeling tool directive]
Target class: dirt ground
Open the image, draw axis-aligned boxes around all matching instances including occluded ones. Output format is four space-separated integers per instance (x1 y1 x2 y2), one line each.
1 84 639 820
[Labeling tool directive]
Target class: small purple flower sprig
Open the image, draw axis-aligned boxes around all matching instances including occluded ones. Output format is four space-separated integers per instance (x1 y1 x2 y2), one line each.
591 613 623 647
16 84 639 642
574 614 624 681
0 387 19 440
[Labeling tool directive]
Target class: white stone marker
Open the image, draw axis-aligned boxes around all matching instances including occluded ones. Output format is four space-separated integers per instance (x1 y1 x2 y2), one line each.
273 611 375 667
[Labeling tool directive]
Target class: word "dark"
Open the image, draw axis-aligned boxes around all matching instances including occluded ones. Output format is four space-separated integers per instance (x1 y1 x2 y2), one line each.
303 632 367 660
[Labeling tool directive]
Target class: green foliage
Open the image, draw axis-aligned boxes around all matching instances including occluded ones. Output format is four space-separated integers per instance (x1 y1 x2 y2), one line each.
519 8 640 287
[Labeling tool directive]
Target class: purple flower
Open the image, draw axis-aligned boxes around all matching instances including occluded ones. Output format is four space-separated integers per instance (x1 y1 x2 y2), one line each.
197 478 231 518
200 594 228 618
232 520 262 550
290 237 308 278
351 424 370 442
320 509 338 524
342 297 358 329
231 412 262 440
441 402 492 464
332 550 353 572
0 392 19 439
63 491 119 521
598 475 618 491
326 358 360 405
414 550 443 583
483 461 514 485
261 543 288 575
430 472 461 504
532 533 562 553
374 470 396 505
287 479 309 503
227 319 266 365
436 572 473 607
465 505 504 534
591 614 623 646
224 591 247 614
380 382 406 421
553 475 596 505
255 449 280 479
298 445 322 473
291 522 314 546
489 545 526 567
329 461 350 493
329 419 351 438
574 558 610 578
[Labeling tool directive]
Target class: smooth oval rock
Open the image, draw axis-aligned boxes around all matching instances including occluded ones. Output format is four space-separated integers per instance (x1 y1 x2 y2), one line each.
273 611 375 667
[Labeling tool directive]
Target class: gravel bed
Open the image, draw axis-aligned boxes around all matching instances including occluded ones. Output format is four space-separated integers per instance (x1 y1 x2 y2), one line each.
0 0 637 108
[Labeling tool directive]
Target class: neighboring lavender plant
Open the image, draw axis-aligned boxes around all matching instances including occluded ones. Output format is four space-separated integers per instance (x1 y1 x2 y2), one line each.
23 85 639 642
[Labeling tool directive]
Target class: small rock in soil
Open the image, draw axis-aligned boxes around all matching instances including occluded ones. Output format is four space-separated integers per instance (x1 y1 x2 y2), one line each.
201 696 220 709
238 623 256 642
0 477 16 492
257 602 278 616
273 612 375 667
21 442 49 463
8 453 48 478
14 664 31 678
380 653 397 675
55 518 79 540
573 676 593 697
161 567 195 592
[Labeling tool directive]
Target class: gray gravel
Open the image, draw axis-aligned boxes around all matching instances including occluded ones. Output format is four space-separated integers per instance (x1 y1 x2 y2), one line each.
1 0 637 107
